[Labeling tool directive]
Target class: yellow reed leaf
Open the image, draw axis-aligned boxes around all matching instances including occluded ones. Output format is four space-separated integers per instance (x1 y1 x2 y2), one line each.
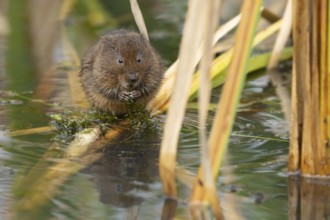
148 15 241 115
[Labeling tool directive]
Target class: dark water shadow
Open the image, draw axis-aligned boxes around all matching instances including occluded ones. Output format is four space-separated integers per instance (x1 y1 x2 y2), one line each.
82 129 164 217
288 175 330 220
83 127 182 219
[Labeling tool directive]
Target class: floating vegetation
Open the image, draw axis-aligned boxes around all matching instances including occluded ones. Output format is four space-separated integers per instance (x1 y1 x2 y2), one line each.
50 110 115 141
50 104 158 142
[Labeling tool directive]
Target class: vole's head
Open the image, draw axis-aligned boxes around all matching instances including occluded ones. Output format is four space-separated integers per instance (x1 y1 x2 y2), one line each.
95 30 156 91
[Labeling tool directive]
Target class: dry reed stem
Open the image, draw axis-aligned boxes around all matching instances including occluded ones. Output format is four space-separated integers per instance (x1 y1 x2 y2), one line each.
151 9 281 114
65 128 101 157
189 204 213 220
10 126 53 137
327 0 330 142
189 19 283 100
266 67 291 123
310 0 322 174
129 0 149 41
266 0 292 123
312 0 329 175
311 0 329 175
268 0 292 69
147 15 241 115
299 0 315 175
175 166 196 188
190 0 261 204
161 48 291 112
151 17 283 115
159 0 209 198
288 63 300 172
289 0 309 173
319 0 329 146
196 0 222 217
290 0 330 175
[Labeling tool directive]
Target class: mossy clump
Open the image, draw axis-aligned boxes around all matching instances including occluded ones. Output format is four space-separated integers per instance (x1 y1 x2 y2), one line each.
49 109 116 141
50 105 157 142
126 103 158 130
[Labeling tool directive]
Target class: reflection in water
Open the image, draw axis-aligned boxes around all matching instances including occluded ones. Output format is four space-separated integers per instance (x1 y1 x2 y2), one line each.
288 176 330 220
10 127 164 220
83 130 160 216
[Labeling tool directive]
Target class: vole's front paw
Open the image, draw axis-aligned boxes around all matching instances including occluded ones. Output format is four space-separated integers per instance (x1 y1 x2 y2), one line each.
128 90 141 99
119 90 141 102
118 91 131 102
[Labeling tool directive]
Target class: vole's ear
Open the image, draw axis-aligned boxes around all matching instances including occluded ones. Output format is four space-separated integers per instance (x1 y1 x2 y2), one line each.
139 33 145 39
138 31 150 42
138 33 148 45
100 36 109 44
100 35 116 51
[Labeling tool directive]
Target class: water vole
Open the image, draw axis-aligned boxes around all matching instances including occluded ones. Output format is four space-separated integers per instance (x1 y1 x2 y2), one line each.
79 30 164 115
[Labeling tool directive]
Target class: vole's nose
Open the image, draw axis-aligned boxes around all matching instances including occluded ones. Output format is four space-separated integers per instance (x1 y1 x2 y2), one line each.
128 73 138 85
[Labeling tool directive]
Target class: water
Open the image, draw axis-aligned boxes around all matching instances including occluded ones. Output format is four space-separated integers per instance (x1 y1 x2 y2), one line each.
0 76 290 220
0 0 322 219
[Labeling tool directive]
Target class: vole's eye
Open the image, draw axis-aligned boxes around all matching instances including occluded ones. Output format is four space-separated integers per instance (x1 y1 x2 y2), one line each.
137 58 142 63
118 58 124 64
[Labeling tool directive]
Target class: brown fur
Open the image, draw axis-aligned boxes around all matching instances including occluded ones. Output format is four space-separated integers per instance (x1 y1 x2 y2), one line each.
79 30 164 115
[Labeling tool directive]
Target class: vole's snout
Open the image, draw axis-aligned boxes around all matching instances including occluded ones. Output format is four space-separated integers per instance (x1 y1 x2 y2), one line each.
127 73 138 87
